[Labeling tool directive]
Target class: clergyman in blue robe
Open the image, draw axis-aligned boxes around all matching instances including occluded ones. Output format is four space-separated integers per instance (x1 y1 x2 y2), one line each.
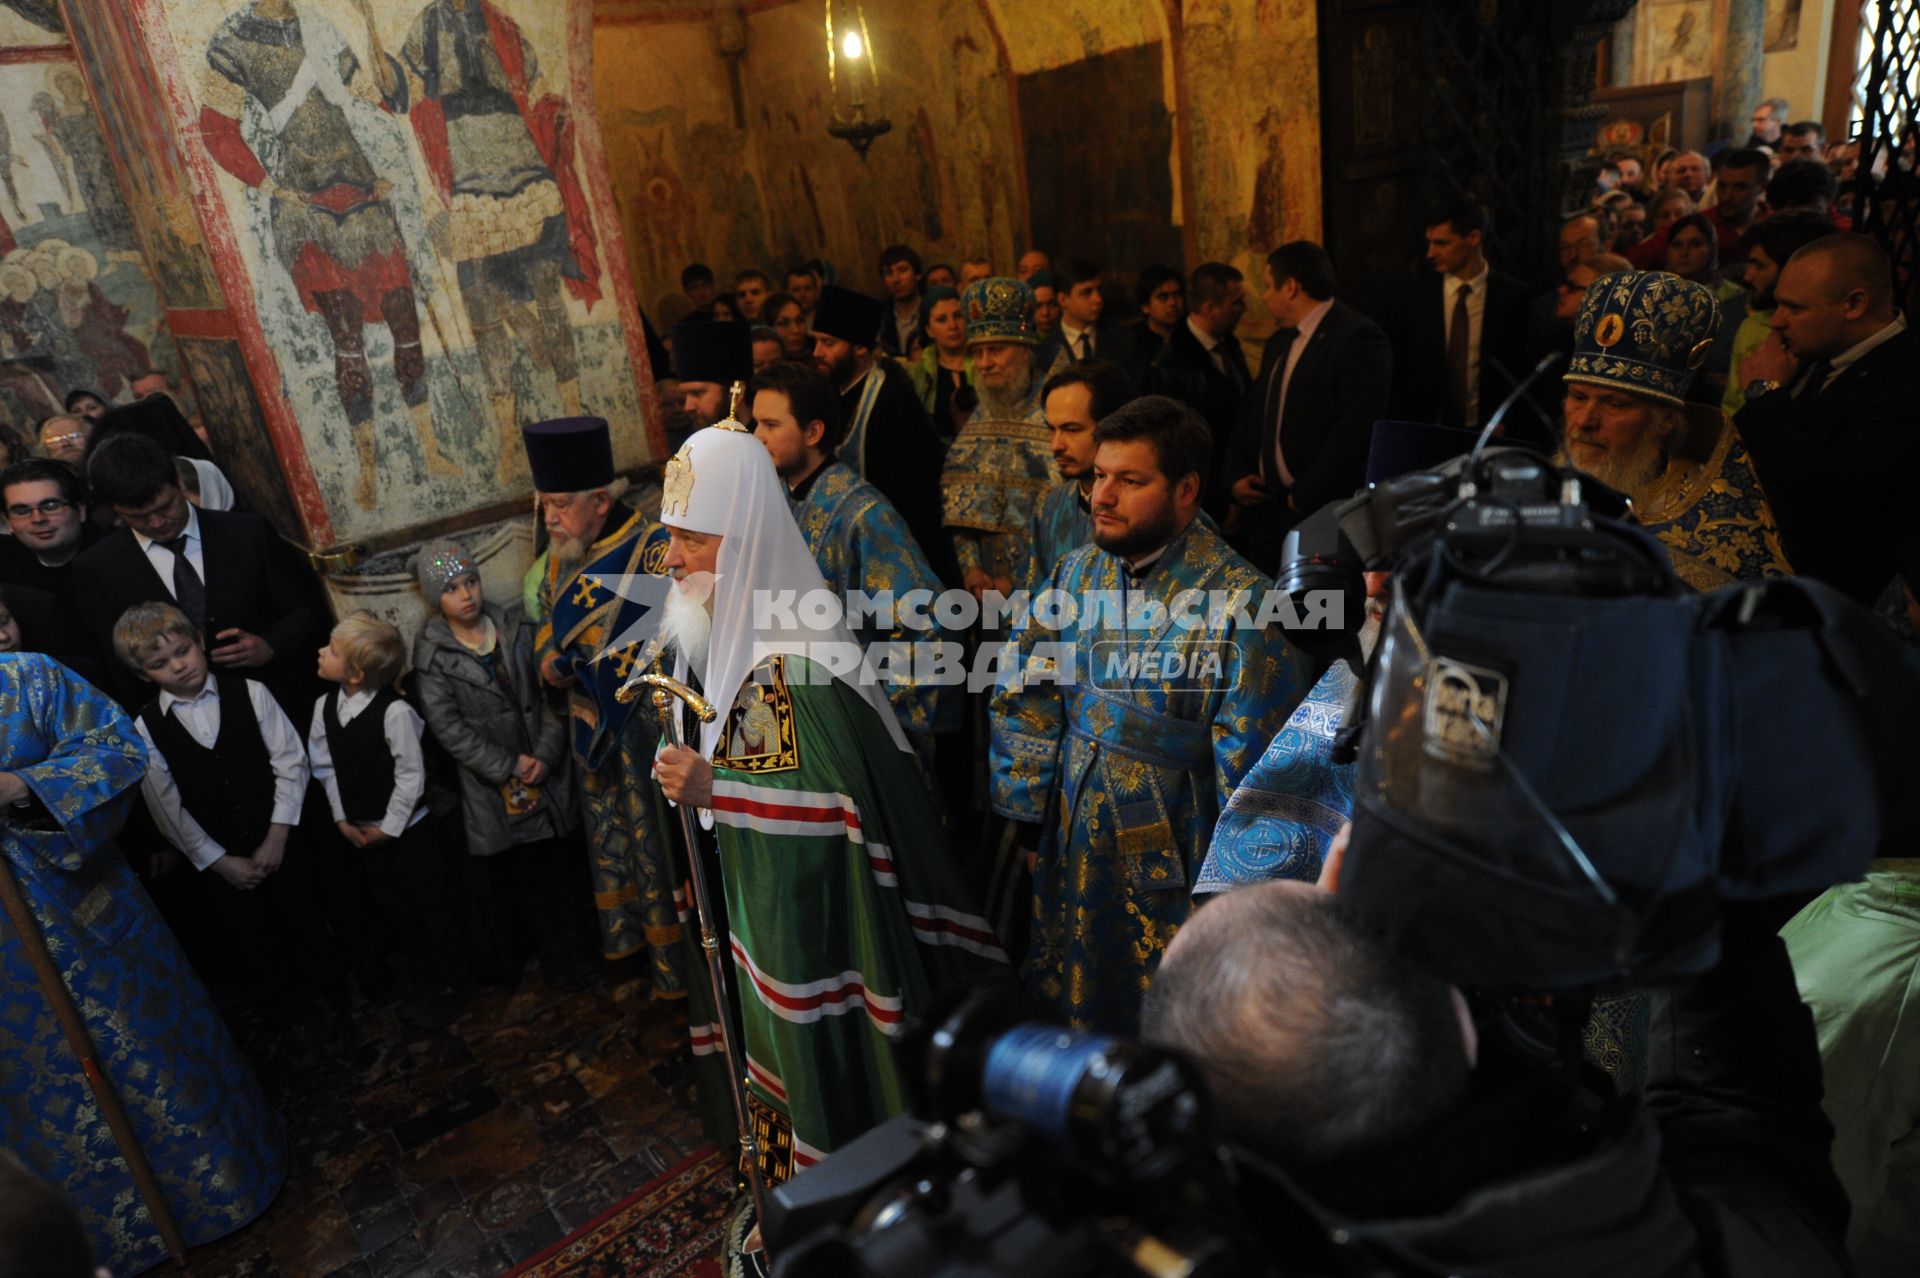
0 653 285 1274
990 515 1307 1034
789 459 960 754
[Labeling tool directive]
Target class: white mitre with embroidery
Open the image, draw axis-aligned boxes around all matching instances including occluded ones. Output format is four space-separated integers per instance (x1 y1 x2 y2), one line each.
659 419 910 760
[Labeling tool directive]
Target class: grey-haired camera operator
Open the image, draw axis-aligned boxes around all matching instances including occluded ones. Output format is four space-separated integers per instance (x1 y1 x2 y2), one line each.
1144 829 1851 1277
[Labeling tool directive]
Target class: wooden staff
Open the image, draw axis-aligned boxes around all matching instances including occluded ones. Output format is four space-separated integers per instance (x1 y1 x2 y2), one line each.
0 848 187 1265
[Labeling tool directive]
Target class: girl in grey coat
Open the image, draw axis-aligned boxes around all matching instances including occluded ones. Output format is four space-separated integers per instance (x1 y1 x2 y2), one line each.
411 540 590 985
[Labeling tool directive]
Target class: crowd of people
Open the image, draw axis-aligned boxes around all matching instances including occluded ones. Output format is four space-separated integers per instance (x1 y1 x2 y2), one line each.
1 91 1916 1277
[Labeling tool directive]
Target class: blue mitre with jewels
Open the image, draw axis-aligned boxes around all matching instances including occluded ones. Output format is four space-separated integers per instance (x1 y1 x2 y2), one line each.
962 277 1039 346
1565 270 1721 406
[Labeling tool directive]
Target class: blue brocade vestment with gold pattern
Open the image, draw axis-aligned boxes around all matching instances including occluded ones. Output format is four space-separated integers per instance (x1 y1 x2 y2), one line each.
537 506 687 992
0 654 285 1275
789 462 959 748
1025 479 1092 591
940 381 1054 583
988 520 1308 1034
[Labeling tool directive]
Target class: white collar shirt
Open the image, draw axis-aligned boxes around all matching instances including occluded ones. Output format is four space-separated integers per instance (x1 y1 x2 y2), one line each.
134 676 310 869
132 504 204 598
308 687 429 837
1821 313 1908 391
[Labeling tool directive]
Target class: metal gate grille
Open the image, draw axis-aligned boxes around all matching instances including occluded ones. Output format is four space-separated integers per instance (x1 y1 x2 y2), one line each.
1849 0 1920 313
1418 2 1562 279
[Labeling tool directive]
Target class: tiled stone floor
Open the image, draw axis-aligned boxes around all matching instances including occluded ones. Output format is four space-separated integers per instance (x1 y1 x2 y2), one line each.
175 961 715 1278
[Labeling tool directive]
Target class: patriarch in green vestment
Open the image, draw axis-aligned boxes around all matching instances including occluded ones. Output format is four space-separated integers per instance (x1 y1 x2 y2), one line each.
651 419 1003 1181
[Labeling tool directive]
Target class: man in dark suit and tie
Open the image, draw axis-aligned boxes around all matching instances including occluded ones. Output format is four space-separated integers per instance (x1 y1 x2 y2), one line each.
1220 242 1393 571
1142 261 1252 504
1038 258 1119 372
71 432 329 714
1386 199 1546 449
1734 232 1920 604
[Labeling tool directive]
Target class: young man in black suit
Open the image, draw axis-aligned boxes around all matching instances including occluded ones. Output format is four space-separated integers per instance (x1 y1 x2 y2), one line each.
72 432 329 716
1221 242 1393 572
1386 199 1546 448
1142 260 1251 504
1735 233 1920 604
1038 258 1119 370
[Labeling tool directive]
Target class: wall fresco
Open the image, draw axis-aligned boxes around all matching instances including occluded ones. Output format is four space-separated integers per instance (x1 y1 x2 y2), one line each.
0 53 170 430
592 0 1322 346
42 0 658 552
595 0 1021 308
0 1 65 47
92 0 657 545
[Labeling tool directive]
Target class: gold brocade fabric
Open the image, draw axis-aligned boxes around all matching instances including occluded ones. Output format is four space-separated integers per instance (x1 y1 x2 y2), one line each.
1623 407 1794 590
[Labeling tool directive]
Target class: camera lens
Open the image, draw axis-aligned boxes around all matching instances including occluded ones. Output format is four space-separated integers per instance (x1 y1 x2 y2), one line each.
1277 519 1367 639
980 1024 1208 1168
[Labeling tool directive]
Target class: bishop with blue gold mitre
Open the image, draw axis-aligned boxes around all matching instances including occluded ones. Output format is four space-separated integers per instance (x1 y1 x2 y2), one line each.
1559 270 1792 589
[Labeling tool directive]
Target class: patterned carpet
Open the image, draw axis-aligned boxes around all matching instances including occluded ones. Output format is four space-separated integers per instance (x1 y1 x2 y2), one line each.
501 1148 734 1277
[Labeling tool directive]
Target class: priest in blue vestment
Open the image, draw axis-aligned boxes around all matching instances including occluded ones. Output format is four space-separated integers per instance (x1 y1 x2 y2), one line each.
989 397 1308 1034
0 653 285 1274
749 360 959 760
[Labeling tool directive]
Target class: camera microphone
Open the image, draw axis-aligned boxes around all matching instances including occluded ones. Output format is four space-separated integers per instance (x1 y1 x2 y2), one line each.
1464 351 1564 482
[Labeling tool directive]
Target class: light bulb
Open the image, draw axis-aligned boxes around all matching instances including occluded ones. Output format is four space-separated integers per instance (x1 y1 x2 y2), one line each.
842 31 864 59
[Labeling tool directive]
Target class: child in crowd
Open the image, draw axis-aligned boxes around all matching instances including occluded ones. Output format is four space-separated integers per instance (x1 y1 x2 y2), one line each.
310 611 463 1026
410 540 592 988
113 602 347 1058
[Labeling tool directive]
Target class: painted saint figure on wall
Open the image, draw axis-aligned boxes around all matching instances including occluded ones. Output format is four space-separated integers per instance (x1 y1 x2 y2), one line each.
27 92 71 208
198 0 462 508
360 0 599 481
45 68 138 258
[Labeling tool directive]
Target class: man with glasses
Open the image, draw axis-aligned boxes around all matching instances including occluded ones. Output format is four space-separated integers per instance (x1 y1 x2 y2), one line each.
0 459 98 612
35 414 89 465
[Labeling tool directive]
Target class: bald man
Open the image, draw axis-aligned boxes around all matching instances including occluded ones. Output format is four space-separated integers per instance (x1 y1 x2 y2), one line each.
1141 842 1851 1273
1735 233 1918 602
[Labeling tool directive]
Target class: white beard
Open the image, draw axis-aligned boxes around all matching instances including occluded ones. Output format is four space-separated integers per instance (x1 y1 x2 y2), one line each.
976 360 1035 419
1564 431 1668 503
659 572 715 683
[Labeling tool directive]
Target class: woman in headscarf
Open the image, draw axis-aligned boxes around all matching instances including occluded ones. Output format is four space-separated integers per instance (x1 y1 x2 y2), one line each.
905 284 974 446
61 388 107 421
1661 213 1748 407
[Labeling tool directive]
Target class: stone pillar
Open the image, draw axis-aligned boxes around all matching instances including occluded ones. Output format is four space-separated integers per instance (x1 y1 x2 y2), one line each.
59 0 663 594
1717 0 1765 142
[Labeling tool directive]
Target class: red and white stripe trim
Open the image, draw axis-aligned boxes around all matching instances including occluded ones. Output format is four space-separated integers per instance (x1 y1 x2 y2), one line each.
904 901 1008 961
711 780 864 841
745 1054 788 1102
730 936 905 1033
793 1133 828 1171
714 777 1005 962
689 1020 723 1057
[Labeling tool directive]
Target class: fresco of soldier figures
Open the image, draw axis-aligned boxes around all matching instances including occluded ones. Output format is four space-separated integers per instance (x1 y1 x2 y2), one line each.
74 0 651 539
